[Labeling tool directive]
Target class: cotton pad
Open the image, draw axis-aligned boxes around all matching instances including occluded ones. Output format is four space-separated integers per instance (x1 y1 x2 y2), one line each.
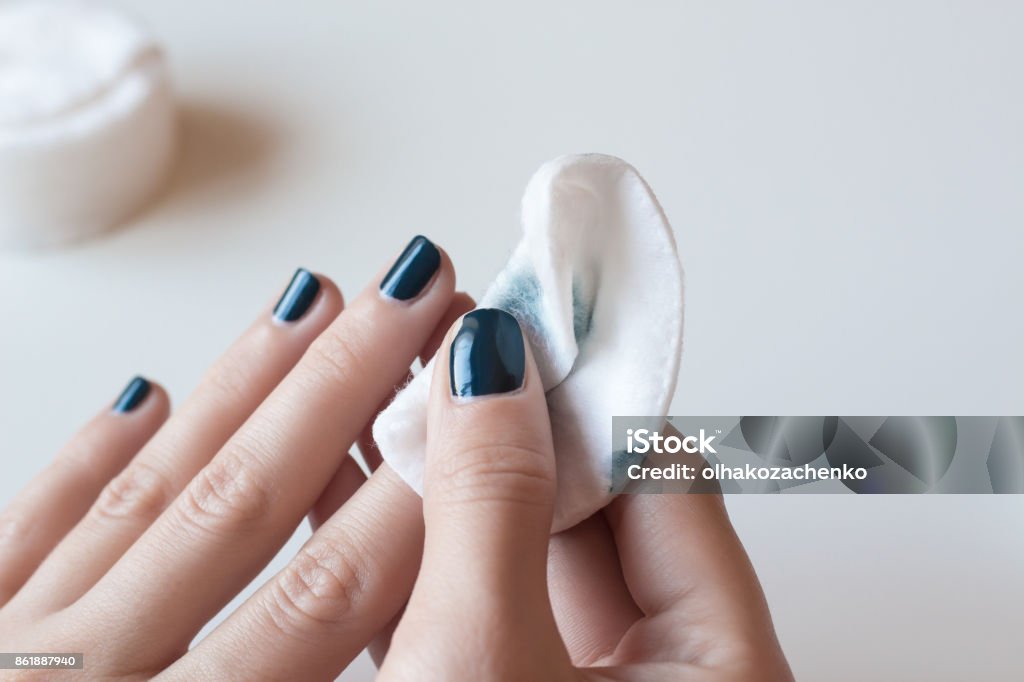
373 154 684 532
0 1 176 249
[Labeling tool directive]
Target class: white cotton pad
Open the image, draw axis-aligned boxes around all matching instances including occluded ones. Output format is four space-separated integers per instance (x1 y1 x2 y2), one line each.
374 154 684 532
0 1 176 249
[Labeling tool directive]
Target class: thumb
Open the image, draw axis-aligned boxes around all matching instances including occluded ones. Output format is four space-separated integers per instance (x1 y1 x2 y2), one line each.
387 309 571 677
420 308 558 623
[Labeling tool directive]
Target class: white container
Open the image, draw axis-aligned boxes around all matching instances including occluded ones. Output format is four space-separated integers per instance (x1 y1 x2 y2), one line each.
0 1 176 249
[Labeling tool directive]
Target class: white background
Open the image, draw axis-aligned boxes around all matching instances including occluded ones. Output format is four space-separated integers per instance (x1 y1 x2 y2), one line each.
2 1 1023 679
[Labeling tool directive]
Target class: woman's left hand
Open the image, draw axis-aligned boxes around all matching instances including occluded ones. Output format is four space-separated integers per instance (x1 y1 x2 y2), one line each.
0 237 471 680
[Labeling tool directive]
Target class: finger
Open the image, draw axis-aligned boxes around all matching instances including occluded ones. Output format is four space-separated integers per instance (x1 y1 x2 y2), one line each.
13 269 343 616
162 465 423 682
73 237 454 668
604 489 785 665
387 308 570 677
430 308 553 570
358 291 474 467
298 292 475 665
367 606 404 667
0 378 169 608
346 292 475 487
547 513 643 666
421 308 553 604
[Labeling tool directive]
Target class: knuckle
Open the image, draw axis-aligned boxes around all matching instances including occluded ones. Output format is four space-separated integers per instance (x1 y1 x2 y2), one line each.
264 539 369 634
93 461 174 523
439 442 556 508
174 454 273 538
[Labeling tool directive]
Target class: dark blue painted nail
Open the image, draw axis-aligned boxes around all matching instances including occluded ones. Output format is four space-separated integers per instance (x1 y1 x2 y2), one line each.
450 309 526 398
114 376 151 413
380 236 441 301
273 268 320 322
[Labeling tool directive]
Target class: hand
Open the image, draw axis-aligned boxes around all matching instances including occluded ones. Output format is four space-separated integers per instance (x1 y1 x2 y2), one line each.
0 236 472 680
379 309 793 681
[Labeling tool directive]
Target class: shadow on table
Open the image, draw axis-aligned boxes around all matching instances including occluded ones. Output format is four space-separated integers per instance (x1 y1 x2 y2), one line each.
160 99 281 207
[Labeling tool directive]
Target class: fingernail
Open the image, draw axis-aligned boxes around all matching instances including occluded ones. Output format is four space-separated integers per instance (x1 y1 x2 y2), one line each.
273 268 321 322
450 309 526 398
114 376 151 413
380 235 441 301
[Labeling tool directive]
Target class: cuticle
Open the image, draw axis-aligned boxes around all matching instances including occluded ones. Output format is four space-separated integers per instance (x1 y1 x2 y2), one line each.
448 368 529 404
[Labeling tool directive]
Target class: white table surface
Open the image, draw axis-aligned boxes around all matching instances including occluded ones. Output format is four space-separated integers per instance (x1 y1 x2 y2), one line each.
2 2 1023 679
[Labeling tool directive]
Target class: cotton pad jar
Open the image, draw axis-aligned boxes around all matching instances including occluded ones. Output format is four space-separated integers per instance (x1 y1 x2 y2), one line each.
374 154 685 532
0 1 176 249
